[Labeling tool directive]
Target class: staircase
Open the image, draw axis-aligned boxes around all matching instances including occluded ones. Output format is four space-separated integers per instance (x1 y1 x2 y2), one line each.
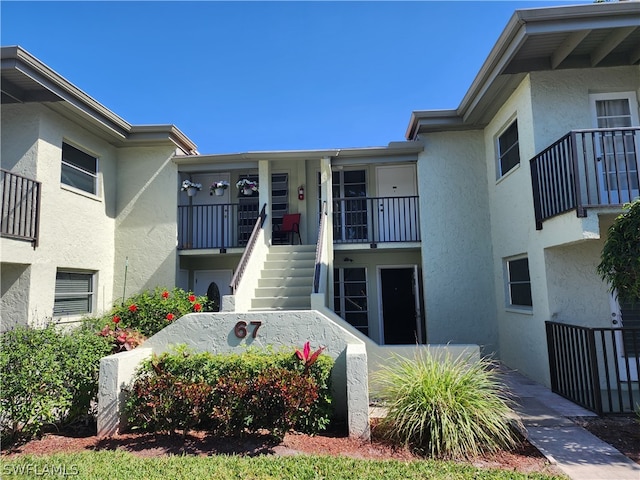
251 245 316 310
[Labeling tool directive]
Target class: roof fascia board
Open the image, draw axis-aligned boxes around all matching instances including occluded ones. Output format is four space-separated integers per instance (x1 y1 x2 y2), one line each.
174 142 423 164
176 161 259 172
406 3 640 138
406 110 465 137
6 47 131 139
129 125 198 154
2 46 198 153
459 23 527 123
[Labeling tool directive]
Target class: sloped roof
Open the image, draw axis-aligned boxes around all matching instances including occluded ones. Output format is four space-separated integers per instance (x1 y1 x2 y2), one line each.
1 46 198 154
406 2 640 139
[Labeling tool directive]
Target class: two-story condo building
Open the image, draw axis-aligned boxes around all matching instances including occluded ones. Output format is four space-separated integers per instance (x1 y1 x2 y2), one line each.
2 2 639 413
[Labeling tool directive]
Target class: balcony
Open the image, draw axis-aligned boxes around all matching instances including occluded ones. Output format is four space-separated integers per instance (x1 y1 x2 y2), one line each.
530 128 639 229
1 169 41 248
177 195 421 251
178 203 260 251
333 196 420 246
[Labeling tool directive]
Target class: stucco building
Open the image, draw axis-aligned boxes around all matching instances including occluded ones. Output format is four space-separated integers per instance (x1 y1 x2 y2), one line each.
2 2 639 411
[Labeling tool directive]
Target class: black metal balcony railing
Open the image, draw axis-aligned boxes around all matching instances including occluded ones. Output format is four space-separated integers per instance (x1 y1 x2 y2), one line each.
546 321 640 414
530 128 640 229
1 169 41 248
178 203 260 251
179 196 421 251
333 196 420 246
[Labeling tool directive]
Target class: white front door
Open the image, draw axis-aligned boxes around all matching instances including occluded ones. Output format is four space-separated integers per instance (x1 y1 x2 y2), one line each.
376 165 418 242
194 270 232 312
609 291 639 381
590 92 640 204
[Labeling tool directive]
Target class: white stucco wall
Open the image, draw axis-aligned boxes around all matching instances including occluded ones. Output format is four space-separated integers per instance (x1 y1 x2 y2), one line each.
1 103 187 327
98 310 371 439
113 146 182 301
530 66 640 152
416 130 497 353
1 104 118 326
486 67 640 386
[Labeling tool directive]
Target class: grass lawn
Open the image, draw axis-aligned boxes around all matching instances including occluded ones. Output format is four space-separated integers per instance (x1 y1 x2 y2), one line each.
1 451 566 479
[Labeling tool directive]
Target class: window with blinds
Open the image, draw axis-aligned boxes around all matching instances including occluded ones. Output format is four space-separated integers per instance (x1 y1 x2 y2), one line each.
53 270 94 316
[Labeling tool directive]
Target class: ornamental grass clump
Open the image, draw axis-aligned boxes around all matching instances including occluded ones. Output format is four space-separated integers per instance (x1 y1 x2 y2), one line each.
374 352 521 459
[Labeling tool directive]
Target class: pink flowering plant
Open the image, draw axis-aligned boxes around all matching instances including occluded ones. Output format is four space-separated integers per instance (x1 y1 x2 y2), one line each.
295 341 326 374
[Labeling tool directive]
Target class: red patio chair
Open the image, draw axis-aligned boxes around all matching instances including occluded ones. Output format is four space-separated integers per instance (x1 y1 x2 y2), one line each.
273 213 301 245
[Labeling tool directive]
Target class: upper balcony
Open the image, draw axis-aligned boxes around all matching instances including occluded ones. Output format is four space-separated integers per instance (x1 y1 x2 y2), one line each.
177 195 421 251
530 127 639 230
1 169 41 248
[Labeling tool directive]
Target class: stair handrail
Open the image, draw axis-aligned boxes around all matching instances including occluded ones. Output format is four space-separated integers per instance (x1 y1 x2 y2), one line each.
313 201 328 293
230 203 267 293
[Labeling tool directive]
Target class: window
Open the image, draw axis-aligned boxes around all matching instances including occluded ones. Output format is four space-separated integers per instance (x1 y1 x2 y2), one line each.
61 142 98 194
53 270 95 316
506 257 532 308
334 268 369 336
498 120 520 177
590 93 639 201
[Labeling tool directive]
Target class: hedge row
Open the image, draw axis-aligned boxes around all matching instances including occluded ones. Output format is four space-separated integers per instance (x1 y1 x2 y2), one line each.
125 347 334 438
0 325 113 444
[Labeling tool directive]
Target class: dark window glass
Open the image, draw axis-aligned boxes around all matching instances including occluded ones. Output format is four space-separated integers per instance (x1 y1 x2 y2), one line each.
498 121 520 176
507 257 532 308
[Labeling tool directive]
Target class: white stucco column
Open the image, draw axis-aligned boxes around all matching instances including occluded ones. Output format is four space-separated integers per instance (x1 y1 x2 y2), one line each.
259 159 271 241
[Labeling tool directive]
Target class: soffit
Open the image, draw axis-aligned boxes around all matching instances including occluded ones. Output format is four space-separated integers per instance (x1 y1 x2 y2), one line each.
409 3 640 138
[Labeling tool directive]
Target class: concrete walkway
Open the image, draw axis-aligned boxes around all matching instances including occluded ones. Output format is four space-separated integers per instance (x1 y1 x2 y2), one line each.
503 367 640 480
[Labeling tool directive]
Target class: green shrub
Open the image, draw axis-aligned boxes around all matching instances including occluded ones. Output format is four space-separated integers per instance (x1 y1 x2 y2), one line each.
125 346 333 438
0 325 112 444
88 287 209 338
373 352 521 459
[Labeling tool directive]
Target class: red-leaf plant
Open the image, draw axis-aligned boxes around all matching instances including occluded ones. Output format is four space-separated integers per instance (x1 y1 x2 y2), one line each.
295 341 325 374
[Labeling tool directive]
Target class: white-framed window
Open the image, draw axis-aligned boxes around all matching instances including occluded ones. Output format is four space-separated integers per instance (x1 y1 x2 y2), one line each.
589 92 639 201
61 142 98 195
590 92 638 129
53 270 95 317
497 120 520 178
334 267 369 336
505 256 532 309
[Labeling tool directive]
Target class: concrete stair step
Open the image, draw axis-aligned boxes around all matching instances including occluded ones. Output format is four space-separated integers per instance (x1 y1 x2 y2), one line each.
254 286 312 297
257 277 313 288
267 250 316 260
260 267 315 278
269 244 316 253
263 259 315 270
251 296 311 309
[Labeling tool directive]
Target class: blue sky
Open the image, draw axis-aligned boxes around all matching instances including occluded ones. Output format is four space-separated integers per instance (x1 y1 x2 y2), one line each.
2 1 586 154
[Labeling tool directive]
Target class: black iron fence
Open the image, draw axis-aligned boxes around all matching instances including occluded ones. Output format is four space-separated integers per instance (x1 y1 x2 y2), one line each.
546 321 640 414
530 127 640 229
1 169 41 248
178 203 260 251
333 196 420 246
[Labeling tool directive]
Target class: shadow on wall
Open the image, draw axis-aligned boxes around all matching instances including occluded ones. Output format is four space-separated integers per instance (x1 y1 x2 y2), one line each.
0 262 30 332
